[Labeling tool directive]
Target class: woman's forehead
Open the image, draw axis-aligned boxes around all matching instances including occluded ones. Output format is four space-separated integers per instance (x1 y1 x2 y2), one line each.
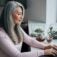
14 7 22 13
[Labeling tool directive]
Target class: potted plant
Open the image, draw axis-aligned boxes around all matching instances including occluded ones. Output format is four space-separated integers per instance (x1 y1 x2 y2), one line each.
34 28 45 42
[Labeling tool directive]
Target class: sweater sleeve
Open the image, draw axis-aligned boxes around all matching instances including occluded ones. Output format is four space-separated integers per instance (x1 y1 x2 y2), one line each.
0 31 21 57
20 27 47 49
0 30 44 57
21 50 44 57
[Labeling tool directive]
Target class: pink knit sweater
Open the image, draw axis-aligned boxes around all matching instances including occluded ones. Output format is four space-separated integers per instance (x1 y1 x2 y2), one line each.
0 28 45 57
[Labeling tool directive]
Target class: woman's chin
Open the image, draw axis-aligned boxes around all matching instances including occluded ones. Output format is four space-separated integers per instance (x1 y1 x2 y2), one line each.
15 21 20 24
18 22 22 26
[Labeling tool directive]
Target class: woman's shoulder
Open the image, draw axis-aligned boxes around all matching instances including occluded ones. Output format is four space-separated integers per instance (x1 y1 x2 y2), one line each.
0 27 7 38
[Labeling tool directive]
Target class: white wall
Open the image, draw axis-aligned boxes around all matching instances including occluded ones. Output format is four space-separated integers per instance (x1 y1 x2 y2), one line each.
24 0 46 22
56 0 57 22
44 0 57 36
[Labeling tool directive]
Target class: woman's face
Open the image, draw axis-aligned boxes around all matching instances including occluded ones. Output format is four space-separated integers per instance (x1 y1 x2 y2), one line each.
12 7 23 25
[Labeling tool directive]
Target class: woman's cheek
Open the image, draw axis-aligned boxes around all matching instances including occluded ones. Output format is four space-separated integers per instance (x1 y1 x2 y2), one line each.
12 13 17 18
14 14 19 20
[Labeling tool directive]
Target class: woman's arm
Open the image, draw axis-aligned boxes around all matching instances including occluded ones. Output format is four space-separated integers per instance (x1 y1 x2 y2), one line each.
0 31 21 57
20 27 50 49
0 30 44 57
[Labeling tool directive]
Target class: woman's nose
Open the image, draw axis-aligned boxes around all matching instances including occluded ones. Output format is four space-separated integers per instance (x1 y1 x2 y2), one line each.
20 15 23 19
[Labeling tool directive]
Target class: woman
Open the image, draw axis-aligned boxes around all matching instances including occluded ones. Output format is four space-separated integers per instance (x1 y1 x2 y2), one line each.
0 1 57 57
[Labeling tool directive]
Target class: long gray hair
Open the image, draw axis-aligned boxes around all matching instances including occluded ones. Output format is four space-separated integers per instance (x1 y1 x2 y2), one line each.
0 1 25 44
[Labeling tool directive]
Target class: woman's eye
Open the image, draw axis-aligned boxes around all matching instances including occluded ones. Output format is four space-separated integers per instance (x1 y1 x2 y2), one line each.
18 13 20 15
18 13 22 15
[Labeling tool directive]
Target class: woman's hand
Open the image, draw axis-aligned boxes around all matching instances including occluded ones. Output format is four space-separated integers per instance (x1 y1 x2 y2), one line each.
52 45 57 50
44 45 53 50
44 48 57 56
44 44 57 50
